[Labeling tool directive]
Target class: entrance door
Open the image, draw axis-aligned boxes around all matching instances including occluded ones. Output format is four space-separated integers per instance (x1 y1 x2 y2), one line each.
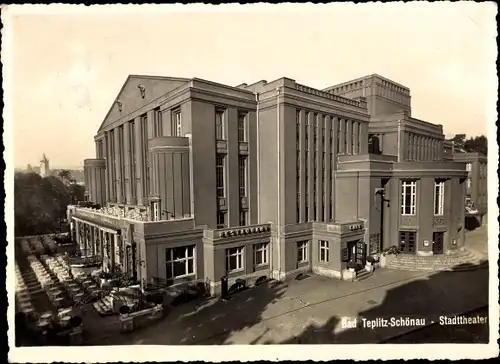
355 240 366 267
347 241 357 263
399 231 416 254
432 232 444 255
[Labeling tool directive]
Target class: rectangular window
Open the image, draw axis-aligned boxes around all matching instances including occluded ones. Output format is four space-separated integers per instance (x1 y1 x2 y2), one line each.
215 109 225 140
319 240 329 262
253 243 268 266
165 245 195 280
466 178 471 189
466 163 472 172
239 210 248 226
152 202 159 221
297 241 308 263
401 180 417 215
217 211 227 229
173 110 182 136
216 154 226 198
226 247 244 272
434 181 445 216
238 113 247 142
239 155 247 197
154 107 163 137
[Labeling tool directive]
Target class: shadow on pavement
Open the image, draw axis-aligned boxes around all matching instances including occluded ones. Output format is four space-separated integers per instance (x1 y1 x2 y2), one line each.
267 262 489 344
465 216 482 231
91 279 287 345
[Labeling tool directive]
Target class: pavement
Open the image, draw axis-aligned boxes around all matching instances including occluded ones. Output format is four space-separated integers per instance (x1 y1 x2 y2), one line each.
465 226 489 258
83 226 490 346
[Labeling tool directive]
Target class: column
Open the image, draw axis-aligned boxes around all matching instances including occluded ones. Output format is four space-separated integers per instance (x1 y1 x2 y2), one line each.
416 136 421 160
102 135 109 203
114 128 123 203
307 112 314 221
359 120 368 154
299 110 306 223
134 117 144 205
339 119 346 154
408 134 413 160
346 120 353 155
352 121 359 155
324 115 331 221
114 234 120 270
123 122 132 204
105 131 114 202
423 137 428 160
426 138 430 161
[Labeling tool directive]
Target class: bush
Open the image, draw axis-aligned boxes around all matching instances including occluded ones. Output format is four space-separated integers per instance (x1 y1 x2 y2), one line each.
366 256 376 264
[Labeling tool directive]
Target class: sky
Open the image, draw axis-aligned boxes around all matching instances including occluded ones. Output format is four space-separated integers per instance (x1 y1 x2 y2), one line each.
4 3 498 169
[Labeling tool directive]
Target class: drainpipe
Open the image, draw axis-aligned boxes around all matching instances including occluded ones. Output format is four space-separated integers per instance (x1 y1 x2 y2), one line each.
276 87 282 280
397 119 401 162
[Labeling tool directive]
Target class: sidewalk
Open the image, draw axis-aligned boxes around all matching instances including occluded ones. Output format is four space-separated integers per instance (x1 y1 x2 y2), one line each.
465 226 489 258
90 265 489 345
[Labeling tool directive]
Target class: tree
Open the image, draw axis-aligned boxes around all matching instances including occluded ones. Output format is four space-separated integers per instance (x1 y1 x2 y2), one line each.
464 135 487 155
69 183 86 205
14 172 72 236
450 134 467 152
58 169 72 185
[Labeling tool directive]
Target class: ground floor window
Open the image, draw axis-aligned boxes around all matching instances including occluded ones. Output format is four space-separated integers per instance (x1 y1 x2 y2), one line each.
165 245 195 280
226 246 244 272
253 243 268 266
399 231 416 253
319 240 330 262
297 241 309 263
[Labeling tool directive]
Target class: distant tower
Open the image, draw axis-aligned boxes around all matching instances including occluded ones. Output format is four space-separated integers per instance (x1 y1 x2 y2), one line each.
39 153 50 177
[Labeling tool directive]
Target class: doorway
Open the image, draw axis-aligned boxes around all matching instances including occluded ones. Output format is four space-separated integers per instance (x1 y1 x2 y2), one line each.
432 232 444 255
399 231 416 254
347 241 357 263
347 240 366 269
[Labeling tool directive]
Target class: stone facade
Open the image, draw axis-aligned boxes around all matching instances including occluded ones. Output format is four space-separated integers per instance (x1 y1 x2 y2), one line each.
72 73 468 296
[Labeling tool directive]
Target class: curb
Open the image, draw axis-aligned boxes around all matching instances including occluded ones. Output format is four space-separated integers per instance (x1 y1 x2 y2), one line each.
378 304 489 343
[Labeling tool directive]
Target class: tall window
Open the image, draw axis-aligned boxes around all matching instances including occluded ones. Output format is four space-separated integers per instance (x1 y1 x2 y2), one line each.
319 240 329 262
154 107 163 137
216 154 226 198
239 210 248 226
226 247 244 272
466 178 471 189
253 243 268 266
173 110 182 136
215 109 225 140
238 113 247 142
217 211 227 229
466 163 472 172
434 181 445 216
152 202 159 221
239 156 247 197
297 241 308 263
130 121 136 200
401 180 417 215
165 245 195 280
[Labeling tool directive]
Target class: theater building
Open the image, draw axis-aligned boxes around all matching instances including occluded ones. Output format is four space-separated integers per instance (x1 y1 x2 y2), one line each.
68 74 468 294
